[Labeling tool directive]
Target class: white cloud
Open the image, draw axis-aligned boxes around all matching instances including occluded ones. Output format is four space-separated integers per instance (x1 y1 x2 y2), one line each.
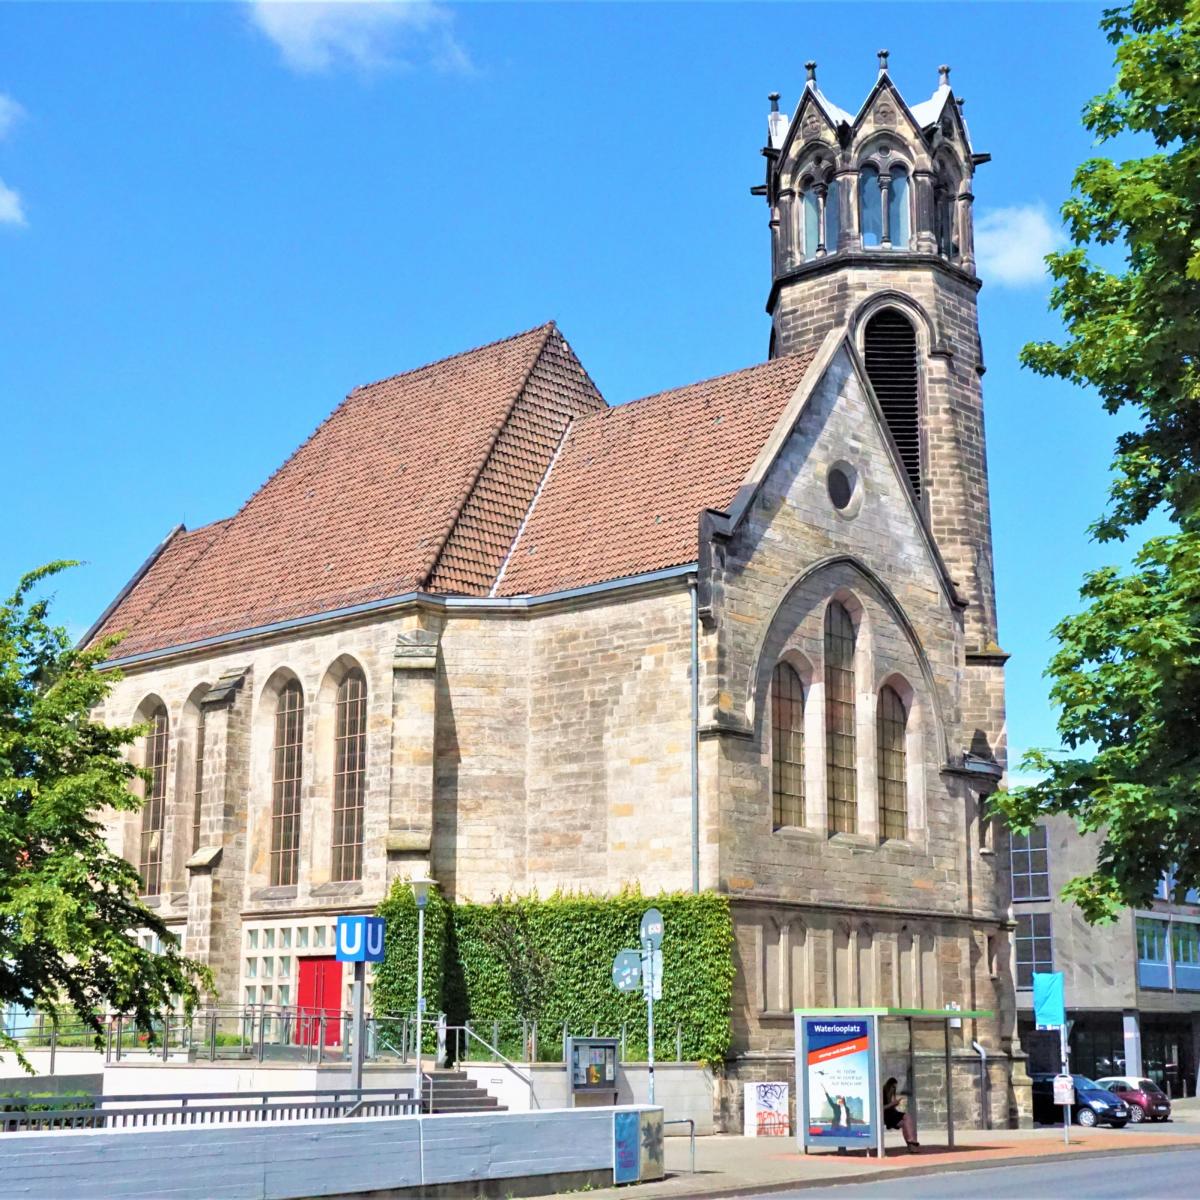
0 178 26 227
247 0 470 74
0 93 25 140
974 204 1063 287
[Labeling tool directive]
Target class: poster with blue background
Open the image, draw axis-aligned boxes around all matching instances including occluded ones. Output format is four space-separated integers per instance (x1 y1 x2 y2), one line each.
801 1017 877 1148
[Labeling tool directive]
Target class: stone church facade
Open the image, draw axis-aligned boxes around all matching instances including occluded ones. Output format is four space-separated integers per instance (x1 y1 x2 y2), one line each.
91 58 1022 1127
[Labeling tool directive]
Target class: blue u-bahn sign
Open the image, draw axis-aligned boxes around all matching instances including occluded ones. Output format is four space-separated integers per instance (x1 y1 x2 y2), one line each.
336 915 386 963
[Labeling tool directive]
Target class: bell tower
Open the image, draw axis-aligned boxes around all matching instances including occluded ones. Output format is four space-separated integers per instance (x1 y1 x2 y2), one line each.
757 53 1005 765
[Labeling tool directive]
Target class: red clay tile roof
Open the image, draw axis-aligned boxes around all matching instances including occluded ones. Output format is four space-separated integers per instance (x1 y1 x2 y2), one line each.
495 350 818 596
94 324 568 656
93 328 819 657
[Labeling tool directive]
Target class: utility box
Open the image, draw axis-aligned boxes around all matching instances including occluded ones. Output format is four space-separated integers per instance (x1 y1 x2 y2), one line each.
568 1037 619 1106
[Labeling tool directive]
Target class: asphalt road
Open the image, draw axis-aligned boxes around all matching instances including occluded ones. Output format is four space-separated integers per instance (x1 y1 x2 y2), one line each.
745 1146 1200 1199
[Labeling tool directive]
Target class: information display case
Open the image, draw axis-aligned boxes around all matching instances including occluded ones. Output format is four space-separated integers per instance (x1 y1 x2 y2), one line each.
567 1037 619 1105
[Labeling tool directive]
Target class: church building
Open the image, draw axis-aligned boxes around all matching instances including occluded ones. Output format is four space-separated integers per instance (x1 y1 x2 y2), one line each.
90 56 1020 1125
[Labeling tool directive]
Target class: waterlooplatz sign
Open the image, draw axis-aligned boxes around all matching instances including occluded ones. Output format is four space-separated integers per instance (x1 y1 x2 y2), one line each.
797 1014 880 1152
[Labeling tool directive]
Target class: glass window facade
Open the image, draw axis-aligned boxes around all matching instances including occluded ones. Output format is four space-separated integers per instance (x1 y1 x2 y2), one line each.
876 685 907 840
1015 911 1053 989
139 705 170 896
331 669 367 881
1010 825 1050 901
824 603 857 834
270 681 304 887
771 661 805 829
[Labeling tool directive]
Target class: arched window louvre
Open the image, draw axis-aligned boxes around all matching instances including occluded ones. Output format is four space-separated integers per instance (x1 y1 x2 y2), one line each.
877 685 908 840
771 662 805 829
824 603 857 834
271 681 304 887
192 706 206 853
863 310 921 496
139 704 169 895
332 670 367 882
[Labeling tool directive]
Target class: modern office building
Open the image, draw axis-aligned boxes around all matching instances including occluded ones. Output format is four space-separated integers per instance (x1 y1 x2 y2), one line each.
1014 816 1200 1097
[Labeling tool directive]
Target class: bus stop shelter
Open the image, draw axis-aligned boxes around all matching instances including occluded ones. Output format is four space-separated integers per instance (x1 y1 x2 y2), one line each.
794 1006 994 1157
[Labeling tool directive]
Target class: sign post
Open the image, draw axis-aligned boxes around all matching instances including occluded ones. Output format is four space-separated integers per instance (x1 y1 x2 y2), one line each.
1033 971 1070 1146
335 915 387 1093
639 908 664 1106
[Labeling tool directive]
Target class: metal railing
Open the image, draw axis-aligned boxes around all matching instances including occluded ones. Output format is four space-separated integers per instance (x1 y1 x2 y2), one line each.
439 1018 692 1066
442 1023 539 1107
664 1118 696 1173
0 1086 417 1132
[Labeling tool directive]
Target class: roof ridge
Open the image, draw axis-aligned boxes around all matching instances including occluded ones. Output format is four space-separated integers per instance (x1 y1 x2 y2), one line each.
416 322 557 590
349 321 557 396
577 350 813 422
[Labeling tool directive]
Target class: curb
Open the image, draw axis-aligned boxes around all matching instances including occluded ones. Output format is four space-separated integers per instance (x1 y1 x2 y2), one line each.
682 1138 1200 1199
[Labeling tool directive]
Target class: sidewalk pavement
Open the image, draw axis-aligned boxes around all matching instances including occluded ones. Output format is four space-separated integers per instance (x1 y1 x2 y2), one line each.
545 1122 1200 1200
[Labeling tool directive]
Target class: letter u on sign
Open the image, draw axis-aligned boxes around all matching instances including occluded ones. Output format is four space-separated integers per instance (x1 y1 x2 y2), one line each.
336 915 387 963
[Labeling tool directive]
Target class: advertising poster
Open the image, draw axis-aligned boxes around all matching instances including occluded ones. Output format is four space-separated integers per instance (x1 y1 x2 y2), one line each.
802 1017 877 1147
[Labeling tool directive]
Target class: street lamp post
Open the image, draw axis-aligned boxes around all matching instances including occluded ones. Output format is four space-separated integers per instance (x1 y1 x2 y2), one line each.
410 875 436 1111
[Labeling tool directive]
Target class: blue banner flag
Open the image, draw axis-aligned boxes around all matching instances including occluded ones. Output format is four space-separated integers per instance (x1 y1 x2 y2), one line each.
1032 971 1065 1028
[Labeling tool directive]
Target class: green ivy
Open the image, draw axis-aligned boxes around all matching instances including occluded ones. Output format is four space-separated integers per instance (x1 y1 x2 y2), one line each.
373 885 734 1067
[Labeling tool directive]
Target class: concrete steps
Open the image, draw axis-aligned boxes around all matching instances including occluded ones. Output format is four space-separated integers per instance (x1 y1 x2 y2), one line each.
426 1070 506 1114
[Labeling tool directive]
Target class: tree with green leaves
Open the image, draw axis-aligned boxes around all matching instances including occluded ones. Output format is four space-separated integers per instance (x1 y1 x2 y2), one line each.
994 0 1200 921
0 562 210 1068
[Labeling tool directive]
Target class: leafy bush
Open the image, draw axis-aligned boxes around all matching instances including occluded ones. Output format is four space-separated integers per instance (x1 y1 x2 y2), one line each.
374 885 734 1067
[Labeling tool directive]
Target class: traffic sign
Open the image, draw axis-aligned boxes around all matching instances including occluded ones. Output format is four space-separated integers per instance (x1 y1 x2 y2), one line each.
612 950 642 993
639 907 664 950
641 947 663 1001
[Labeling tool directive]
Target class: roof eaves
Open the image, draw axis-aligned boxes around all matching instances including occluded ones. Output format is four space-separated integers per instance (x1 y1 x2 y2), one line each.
78 523 186 650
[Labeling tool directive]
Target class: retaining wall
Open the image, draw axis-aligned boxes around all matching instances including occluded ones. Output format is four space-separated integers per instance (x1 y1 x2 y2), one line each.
0 1105 658 1200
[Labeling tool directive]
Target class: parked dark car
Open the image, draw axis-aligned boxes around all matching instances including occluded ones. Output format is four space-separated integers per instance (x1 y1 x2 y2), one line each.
1030 1073 1130 1127
1094 1075 1172 1123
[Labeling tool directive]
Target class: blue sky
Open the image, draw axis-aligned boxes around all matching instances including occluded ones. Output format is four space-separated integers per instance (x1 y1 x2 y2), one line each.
0 2 1134 767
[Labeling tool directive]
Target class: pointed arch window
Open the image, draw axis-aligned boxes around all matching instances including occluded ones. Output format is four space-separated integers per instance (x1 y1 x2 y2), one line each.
771 662 805 829
139 704 169 895
934 166 959 259
191 705 207 853
859 165 882 247
824 603 857 834
270 681 304 888
888 166 910 249
877 685 908 840
863 309 921 496
331 669 367 882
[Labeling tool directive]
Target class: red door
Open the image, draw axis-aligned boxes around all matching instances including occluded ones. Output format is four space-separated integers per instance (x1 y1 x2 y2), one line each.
295 956 343 1047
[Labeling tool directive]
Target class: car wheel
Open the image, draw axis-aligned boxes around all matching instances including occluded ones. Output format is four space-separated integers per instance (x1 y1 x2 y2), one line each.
1076 1107 1098 1127
1128 1103 1145 1123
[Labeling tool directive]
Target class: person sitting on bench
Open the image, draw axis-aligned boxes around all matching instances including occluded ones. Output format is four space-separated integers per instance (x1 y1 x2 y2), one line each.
882 1077 919 1152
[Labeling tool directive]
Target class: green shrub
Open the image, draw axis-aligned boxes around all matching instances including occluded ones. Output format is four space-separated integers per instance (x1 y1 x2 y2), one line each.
375 886 734 1067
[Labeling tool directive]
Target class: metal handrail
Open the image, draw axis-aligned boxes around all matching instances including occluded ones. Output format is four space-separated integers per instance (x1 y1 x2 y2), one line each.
664 1118 696 1174
447 1024 540 1109
0 1086 415 1114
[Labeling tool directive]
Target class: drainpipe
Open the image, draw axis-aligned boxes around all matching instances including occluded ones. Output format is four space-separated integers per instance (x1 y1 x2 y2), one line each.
689 576 700 894
972 1040 990 1129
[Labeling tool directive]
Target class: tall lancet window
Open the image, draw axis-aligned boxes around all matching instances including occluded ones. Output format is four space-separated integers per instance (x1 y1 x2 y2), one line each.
331 669 367 882
863 309 921 496
139 703 170 895
859 166 882 246
270 681 304 887
824 603 857 834
888 166 910 248
771 662 805 829
877 685 908 840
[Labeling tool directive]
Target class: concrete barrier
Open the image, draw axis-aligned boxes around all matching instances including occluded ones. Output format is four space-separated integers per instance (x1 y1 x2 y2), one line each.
0 1105 660 1200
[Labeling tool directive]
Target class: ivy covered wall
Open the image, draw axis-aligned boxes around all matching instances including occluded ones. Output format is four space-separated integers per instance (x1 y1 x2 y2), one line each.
373 886 734 1066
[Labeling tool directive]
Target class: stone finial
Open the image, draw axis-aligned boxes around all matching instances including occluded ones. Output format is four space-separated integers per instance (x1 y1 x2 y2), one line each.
768 91 780 112
877 48 890 71
805 60 817 82
939 63 951 86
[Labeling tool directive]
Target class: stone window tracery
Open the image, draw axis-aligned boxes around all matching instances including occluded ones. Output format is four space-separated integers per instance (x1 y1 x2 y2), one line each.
139 703 169 896
771 661 805 829
877 684 908 840
270 680 304 888
331 668 367 882
798 163 839 260
824 602 858 834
